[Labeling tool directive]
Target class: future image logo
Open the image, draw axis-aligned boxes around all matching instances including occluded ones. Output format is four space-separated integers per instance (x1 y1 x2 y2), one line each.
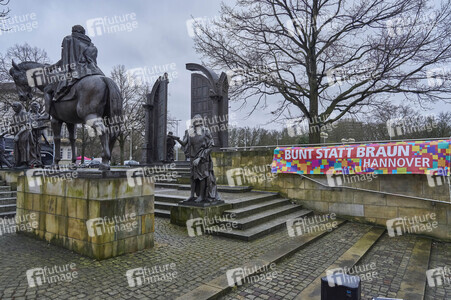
86 214 138 238
186 16 220 38
426 168 447 187
26 67 47 87
125 264 178 288
86 13 138 37
286 214 337 237
426 266 451 287
26 264 78 288
226 263 278 287
386 214 438 237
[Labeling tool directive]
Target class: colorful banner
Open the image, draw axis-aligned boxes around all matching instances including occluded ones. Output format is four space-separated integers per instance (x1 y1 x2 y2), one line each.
271 140 451 175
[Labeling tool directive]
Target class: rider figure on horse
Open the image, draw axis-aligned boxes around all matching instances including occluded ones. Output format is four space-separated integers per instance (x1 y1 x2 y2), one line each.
42 25 104 120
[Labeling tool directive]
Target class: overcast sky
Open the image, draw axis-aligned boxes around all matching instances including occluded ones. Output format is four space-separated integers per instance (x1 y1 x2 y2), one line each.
0 0 275 136
1 0 449 137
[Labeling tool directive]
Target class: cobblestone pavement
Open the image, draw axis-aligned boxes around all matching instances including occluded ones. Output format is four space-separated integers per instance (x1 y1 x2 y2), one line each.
223 232 450 300
357 233 416 299
425 241 451 300
0 216 449 299
222 222 373 300
0 216 296 299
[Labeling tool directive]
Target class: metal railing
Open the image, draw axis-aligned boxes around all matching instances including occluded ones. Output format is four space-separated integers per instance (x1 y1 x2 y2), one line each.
298 174 451 205
220 137 451 151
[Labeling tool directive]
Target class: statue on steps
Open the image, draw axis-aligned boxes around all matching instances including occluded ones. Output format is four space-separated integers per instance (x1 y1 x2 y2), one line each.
172 115 222 204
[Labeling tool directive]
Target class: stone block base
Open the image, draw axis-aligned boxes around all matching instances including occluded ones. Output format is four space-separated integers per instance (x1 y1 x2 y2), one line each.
170 203 232 227
16 171 155 260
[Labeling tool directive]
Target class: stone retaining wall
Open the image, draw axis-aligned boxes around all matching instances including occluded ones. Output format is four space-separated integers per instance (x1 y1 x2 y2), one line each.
212 150 451 241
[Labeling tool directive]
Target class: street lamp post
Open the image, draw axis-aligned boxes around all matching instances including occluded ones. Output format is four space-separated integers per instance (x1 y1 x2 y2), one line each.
129 127 133 161
320 132 329 144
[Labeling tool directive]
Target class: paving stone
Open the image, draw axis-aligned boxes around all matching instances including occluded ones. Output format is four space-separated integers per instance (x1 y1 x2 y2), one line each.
0 216 294 299
0 213 449 299
424 241 451 300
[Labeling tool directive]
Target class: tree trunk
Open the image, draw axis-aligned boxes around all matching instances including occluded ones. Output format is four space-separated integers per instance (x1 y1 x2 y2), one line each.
309 126 321 144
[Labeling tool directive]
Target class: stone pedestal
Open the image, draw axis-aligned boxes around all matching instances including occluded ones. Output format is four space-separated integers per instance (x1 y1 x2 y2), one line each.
15 171 155 260
0 169 24 190
170 203 231 227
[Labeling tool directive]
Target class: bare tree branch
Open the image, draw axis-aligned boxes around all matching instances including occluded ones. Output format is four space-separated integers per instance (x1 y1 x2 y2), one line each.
193 0 451 143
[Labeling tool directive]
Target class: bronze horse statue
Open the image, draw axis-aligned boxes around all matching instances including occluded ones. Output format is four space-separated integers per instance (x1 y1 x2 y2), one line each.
9 60 123 170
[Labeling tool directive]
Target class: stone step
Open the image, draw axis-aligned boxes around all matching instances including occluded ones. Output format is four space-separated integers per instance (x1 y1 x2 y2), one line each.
156 183 183 189
154 192 277 207
156 183 253 193
154 209 170 218
0 191 16 199
157 179 179 184
0 211 15 218
0 204 16 213
226 193 280 209
155 194 185 204
295 227 386 300
397 238 432 300
177 177 191 184
0 197 17 205
180 219 346 300
145 161 190 168
223 203 305 230
178 185 253 193
223 198 292 218
208 209 313 241
0 186 11 192
155 201 178 211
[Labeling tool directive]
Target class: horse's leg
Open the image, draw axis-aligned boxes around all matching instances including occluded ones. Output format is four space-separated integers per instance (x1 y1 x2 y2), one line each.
51 120 62 169
86 114 110 170
109 129 119 159
66 123 77 169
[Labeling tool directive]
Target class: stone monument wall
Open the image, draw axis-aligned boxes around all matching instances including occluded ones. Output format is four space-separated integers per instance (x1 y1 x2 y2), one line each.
212 150 451 241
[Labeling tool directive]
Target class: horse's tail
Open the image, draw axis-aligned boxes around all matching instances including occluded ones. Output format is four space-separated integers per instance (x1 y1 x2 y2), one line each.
102 77 123 144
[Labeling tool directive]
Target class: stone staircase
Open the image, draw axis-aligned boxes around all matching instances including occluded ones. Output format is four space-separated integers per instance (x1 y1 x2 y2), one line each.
208 193 312 241
147 161 191 184
0 179 16 218
155 188 313 241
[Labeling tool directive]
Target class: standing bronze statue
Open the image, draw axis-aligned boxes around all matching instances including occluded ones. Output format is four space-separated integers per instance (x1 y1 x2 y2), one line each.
172 115 222 204
0 136 12 169
9 25 123 170
181 129 191 161
29 102 50 167
166 132 176 162
9 102 39 168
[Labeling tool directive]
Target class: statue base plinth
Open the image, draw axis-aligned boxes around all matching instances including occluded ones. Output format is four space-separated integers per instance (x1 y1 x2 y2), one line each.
170 202 231 227
177 200 225 207
15 172 155 260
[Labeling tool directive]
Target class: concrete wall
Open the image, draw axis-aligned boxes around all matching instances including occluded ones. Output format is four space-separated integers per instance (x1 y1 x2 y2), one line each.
212 150 451 241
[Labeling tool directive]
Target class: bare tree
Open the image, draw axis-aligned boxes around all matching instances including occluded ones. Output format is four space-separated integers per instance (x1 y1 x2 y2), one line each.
110 64 146 164
0 0 10 29
194 0 451 143
0 43 50 116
